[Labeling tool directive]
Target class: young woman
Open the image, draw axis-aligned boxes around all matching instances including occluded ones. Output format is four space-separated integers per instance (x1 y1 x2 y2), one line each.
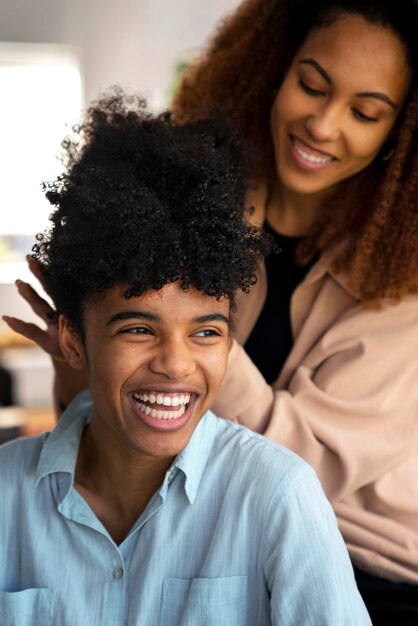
173 1 418 623
4 0 418 622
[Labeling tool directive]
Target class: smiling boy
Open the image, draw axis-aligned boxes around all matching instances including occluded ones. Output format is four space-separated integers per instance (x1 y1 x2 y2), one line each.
0 93 371 625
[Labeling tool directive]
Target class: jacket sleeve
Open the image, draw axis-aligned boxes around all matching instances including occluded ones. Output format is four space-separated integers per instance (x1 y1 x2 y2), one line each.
212 298 418 501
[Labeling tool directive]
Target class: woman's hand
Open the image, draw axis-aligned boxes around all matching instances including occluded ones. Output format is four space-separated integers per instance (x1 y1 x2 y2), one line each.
2 256 61 357
3 255 89 414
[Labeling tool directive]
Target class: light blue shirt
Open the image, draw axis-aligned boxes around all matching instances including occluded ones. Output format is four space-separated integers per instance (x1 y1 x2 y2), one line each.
0 391 371 625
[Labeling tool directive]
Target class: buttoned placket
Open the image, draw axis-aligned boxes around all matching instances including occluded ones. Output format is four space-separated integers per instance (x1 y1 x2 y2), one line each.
56 474 174 626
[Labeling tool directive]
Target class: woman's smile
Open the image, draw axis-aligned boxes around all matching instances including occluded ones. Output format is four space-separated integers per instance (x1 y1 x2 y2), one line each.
288 135 337 170
271 14 410 197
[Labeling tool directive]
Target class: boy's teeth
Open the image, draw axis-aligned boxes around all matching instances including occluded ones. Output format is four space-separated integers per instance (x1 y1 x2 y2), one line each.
135 400 187 420
132 392 191 407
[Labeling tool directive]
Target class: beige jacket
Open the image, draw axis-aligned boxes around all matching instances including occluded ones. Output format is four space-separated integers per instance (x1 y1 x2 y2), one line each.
212 189 418 584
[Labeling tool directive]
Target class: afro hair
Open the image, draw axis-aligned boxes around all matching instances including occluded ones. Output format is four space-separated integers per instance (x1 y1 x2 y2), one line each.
33 89 270 333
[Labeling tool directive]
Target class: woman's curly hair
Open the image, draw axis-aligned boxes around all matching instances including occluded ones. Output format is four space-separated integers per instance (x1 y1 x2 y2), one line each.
172 0 418 303
33 90 270 333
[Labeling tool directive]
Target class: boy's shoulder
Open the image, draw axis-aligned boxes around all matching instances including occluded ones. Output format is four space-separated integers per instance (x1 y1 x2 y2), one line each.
211 413 318 492
0 432 48 483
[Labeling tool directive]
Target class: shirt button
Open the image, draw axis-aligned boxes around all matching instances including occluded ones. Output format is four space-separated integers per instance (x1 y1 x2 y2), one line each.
167 470 175 484
113 567 124 580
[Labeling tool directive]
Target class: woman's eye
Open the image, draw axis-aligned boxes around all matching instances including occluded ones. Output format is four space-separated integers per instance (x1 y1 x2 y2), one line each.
299 80 325 97
352 109 379 123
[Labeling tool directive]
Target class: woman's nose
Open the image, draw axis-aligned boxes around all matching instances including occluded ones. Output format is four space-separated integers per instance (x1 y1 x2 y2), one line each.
305 104 341 143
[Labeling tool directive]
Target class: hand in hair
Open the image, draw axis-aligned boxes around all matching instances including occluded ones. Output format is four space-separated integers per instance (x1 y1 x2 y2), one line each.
2 256 61 358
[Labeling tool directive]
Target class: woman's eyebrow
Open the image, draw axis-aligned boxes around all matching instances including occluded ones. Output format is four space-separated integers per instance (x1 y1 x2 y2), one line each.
299 58 398 108
356 91 398 109
299 58 332 84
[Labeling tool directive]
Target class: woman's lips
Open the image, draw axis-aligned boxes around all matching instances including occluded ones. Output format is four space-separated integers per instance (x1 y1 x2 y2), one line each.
288 135 336 171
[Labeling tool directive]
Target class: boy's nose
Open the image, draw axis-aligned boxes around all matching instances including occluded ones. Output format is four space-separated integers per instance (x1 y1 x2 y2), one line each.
148 338 196 380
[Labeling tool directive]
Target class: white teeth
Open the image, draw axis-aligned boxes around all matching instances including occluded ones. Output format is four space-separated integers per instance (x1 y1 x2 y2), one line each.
294 141 332 164
134 392 191 407
133 400 186 420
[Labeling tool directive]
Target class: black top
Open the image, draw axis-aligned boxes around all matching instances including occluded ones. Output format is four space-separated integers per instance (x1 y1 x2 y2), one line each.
244 223 313 384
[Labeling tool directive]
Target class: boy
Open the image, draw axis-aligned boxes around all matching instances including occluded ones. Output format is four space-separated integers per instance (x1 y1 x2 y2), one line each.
0 93 371 625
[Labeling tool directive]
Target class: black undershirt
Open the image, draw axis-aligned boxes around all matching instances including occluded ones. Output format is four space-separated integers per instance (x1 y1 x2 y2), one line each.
244 223 313 384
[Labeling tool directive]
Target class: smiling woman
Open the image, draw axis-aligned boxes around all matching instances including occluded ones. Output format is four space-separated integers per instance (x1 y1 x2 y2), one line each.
170 1 418 623
270 15 411 202
173 0 418 302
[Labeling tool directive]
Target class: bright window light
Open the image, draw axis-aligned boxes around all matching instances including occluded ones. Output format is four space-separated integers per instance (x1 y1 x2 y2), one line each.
0 43 82 236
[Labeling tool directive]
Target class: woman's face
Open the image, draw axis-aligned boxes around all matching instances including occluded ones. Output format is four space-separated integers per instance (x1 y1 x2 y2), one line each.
271 13 411 196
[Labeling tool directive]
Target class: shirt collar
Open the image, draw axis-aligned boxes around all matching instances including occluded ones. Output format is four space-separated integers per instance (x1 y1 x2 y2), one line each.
35 389 92 486
166 410 218 504
35 390 219 505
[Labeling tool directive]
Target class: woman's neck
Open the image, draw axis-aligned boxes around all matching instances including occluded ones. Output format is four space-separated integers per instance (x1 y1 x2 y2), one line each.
266 179 331 237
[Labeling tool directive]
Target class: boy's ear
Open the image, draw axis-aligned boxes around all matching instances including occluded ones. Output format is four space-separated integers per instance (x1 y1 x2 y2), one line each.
59 316 86 370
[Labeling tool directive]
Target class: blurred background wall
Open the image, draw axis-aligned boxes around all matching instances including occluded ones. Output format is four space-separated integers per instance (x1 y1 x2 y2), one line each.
0 0 241 413
0 0 241 104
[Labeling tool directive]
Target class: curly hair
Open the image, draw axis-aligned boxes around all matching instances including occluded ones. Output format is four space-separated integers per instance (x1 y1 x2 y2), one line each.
33 90 269 334
172 0 418 303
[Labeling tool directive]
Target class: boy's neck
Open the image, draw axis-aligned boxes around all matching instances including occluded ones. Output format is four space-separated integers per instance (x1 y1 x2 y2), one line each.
74 422 173 544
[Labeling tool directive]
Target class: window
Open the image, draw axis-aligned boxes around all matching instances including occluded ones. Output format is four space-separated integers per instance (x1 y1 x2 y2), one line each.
0 43 82 245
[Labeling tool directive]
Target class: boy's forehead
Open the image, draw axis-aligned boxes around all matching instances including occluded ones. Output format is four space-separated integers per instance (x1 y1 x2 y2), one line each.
84 281 230 325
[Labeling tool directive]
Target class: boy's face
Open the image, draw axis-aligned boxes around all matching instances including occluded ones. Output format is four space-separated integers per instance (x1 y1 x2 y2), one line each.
60 282 230 459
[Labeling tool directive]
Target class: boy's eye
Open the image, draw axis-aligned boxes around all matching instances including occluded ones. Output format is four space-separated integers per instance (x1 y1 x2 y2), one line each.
122 327 152 335
193 329 221 338
352 109 379 123
299 79 325 97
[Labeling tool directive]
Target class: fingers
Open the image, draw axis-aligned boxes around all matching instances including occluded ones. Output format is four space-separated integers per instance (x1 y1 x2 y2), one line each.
2 315 60 355
15 279 57 324
2 315 47 346
27 255 52 296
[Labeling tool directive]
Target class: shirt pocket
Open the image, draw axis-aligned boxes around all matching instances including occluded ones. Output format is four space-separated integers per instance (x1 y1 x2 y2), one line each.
0 588 55 626
161 576 248 626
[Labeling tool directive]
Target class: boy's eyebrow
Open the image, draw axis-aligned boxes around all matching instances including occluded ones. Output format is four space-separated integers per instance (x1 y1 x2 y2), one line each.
194 313 230 325
106 312 230 326
299 58 398 109
106 311 157 325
